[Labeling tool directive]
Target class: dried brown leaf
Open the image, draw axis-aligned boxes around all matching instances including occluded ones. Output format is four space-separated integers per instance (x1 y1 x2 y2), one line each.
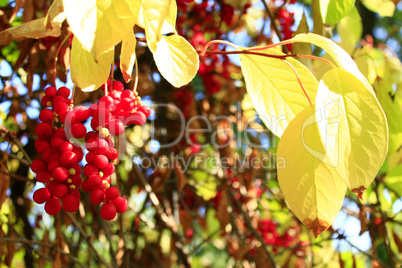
44 0 65 29
254 246 273 268
216 184 230 231
0 17 61 46
393 231 402 253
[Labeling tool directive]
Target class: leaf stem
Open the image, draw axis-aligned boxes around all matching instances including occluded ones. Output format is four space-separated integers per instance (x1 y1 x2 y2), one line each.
200 40 241 56
133 55 138 93
284 60 312 107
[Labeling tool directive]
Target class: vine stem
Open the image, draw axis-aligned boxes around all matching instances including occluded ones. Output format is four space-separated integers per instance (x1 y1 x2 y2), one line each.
53 32 71 88
284 60 312 107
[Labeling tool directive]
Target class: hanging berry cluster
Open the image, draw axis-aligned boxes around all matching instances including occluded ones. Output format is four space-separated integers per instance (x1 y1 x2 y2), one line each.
32 82 151 220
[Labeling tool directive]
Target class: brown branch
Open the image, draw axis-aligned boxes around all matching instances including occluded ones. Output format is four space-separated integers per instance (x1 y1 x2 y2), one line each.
0 170 32 182
261 0 289 54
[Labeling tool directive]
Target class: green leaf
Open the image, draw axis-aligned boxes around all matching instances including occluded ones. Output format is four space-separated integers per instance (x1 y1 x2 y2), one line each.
290 33 373 94
312 0 324 35
337 7 362 53
189 170 218 201
240 48 318 137
320 0 355 26
120 33 137 83
70 37 114 92
62 0 141 59
315 69 388 196
276 107 347 237
154 35 199 88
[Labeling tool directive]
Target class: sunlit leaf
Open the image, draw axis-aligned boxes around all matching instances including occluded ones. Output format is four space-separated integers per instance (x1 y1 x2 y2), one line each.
361 0 395 17
62 0 141 59
120 33 137 83
277 107 347 237
161 0 177 34
44 0 65 30
290 33 373 94
338 7 362 53
240 48 318 137
320 0 355 26
70 37 113 92
138 0 172 53
293 13 312 68
154 35 199 88
315 69 388 197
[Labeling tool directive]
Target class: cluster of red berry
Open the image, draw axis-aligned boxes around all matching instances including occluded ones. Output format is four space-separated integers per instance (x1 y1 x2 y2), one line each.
33 86 84 215
32 81 151 220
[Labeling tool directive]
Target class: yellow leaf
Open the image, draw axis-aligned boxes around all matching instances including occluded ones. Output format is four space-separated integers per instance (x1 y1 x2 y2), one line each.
292 13 312 68
44 0 65 30
120 33 137 83
70 37 113 92
161 0 177 34
240 48 318 137
361 0 395 17
315 69 388 197
62 0 141 59
0 18 61 46
277 108 347 237
290 33 373 94
154 35 199 88
138 0 172 53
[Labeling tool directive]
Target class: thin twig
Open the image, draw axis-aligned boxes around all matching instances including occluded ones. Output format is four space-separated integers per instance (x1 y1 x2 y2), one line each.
65 213 114 268
0 170 32 182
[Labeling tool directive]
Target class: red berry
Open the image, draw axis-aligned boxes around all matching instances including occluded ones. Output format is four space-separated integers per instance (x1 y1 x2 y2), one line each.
36 170 51 183
105 186 119 201
45 198 62 215
125 112 146 126
138 105 151 118
53 184 69 199
72 145 84 162
51 137 64 148
41 96 52 107
35 139 50 154
85 151 98 163
47 160 61 172
102 163 115 176
74 107 89 122
35 122 52 138
60 151 78 168
53 101 70 115
39 109 54 122
69 174 82 188
121 90 134 99
94 154 108 169
60 141 74 152
95 139 109 154
98 96 114 110
70 123 86 139
31 159 47 173
111 81 124 91
83 164 99 177
57 86 70 98
90 189 105 205
105 148 118 160
87 174 102 189
108 119 125 136
63 194 80 212
112 197 128 213
45 86 57 97
33 188 51 204
51 167 69 182
100 203 117 220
